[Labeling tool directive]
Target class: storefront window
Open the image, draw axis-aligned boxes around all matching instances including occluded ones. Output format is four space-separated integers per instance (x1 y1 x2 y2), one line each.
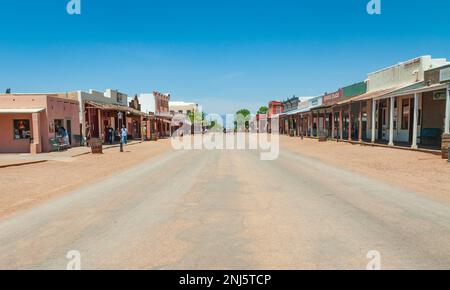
401 99 410 130
13 120 31 139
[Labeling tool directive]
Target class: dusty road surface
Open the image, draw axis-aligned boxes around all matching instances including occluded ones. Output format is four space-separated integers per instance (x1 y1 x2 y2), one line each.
0 140 172 218
1 137 450 269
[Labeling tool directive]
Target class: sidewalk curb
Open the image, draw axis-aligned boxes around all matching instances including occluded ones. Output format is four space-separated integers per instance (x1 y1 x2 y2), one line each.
0 141 145 168
104 141 143 151
0 160 48 169
295 136 442 156
72 141 144 156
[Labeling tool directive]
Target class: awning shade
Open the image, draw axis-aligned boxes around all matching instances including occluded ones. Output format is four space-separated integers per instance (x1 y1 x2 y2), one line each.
387 82 448 97
295 104 326 115
85 101 149 117
334 82 448 105
284 108 305 116
280 109 300 117
337 86 401 105
0 108 45 114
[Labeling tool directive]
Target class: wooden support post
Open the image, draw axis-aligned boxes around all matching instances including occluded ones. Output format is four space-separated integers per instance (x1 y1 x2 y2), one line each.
358 102 363 143
348 104 352 142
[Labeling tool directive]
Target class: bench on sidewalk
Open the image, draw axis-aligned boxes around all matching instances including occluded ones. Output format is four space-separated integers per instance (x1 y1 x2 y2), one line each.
48 138 69 152
421 128 441 146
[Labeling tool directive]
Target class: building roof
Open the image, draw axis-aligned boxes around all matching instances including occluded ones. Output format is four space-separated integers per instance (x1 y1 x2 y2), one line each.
388 82 426 96
269 101 282 106
298 96 315 102
368 56 429 76
337 86 401 105
85 100 150 117
387 82 448 98
169 101 197 106
278 103 325 116
336 81 448 105
0 108 45 114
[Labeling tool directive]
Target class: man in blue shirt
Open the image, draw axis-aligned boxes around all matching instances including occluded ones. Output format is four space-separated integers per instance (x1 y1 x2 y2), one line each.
121 125 128 145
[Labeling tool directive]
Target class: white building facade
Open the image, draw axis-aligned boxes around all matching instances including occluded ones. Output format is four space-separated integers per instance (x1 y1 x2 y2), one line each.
367 56 449 148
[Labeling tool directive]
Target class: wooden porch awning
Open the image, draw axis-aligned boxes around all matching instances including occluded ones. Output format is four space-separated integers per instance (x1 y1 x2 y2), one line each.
336 86 402 105
154 113 173 124
385 82 448 98
85 100 150 117
155 118 172 124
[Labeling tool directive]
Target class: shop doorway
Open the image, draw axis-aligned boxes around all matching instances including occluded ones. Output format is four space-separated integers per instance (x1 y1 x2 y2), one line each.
378 100 388 141
333 112 340 139
352 113 359 141
54 119 64 138
66 119 72 145
326 113 332 137
362 113 368 141
343 113 349 140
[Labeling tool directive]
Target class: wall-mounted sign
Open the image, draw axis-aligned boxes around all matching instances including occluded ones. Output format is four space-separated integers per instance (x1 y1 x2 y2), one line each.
440 67 450 83
403 58 421 69
433 90 447 101
298 101 310 110
117 93 126 104
323 89 343 105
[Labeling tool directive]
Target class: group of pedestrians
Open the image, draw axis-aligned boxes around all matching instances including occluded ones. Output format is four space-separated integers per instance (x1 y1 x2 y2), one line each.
104 125 128 145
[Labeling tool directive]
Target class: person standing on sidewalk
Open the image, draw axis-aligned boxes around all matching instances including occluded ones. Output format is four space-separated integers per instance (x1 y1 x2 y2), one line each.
63 127 70 147
85 122 91 147
108 126 114 145
121 125 128 145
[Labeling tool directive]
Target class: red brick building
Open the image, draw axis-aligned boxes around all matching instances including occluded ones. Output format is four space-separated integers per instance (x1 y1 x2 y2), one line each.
267 101 283 133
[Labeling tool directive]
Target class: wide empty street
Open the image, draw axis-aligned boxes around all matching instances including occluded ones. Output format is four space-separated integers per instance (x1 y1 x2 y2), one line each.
1 137 450 269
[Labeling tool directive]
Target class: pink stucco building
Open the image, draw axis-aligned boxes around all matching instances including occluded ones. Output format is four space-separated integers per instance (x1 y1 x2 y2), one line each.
0 93 80 154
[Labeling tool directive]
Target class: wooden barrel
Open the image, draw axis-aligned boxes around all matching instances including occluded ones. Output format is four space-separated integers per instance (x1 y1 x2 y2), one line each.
90 138 103 154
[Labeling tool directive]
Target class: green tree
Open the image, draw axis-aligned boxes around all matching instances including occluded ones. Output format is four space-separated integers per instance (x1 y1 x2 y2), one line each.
208 120 224 132
188 111 209 133
234 109 251 131
257 106 269 114
188 111 209 124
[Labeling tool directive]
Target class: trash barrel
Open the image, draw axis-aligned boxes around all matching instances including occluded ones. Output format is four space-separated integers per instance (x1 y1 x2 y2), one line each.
90 138 103 154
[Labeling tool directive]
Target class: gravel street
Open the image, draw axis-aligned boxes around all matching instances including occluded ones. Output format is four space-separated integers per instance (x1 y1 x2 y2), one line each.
1 136 450 269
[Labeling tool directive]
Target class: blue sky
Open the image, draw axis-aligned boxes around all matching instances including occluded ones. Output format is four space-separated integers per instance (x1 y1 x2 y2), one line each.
0 0 449 114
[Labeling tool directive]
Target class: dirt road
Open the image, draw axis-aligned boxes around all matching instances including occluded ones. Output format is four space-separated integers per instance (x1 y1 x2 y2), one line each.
1 140 450 269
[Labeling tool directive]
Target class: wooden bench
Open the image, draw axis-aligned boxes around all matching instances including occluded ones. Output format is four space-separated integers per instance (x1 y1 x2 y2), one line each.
48 138 69 152
421 128 441 146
